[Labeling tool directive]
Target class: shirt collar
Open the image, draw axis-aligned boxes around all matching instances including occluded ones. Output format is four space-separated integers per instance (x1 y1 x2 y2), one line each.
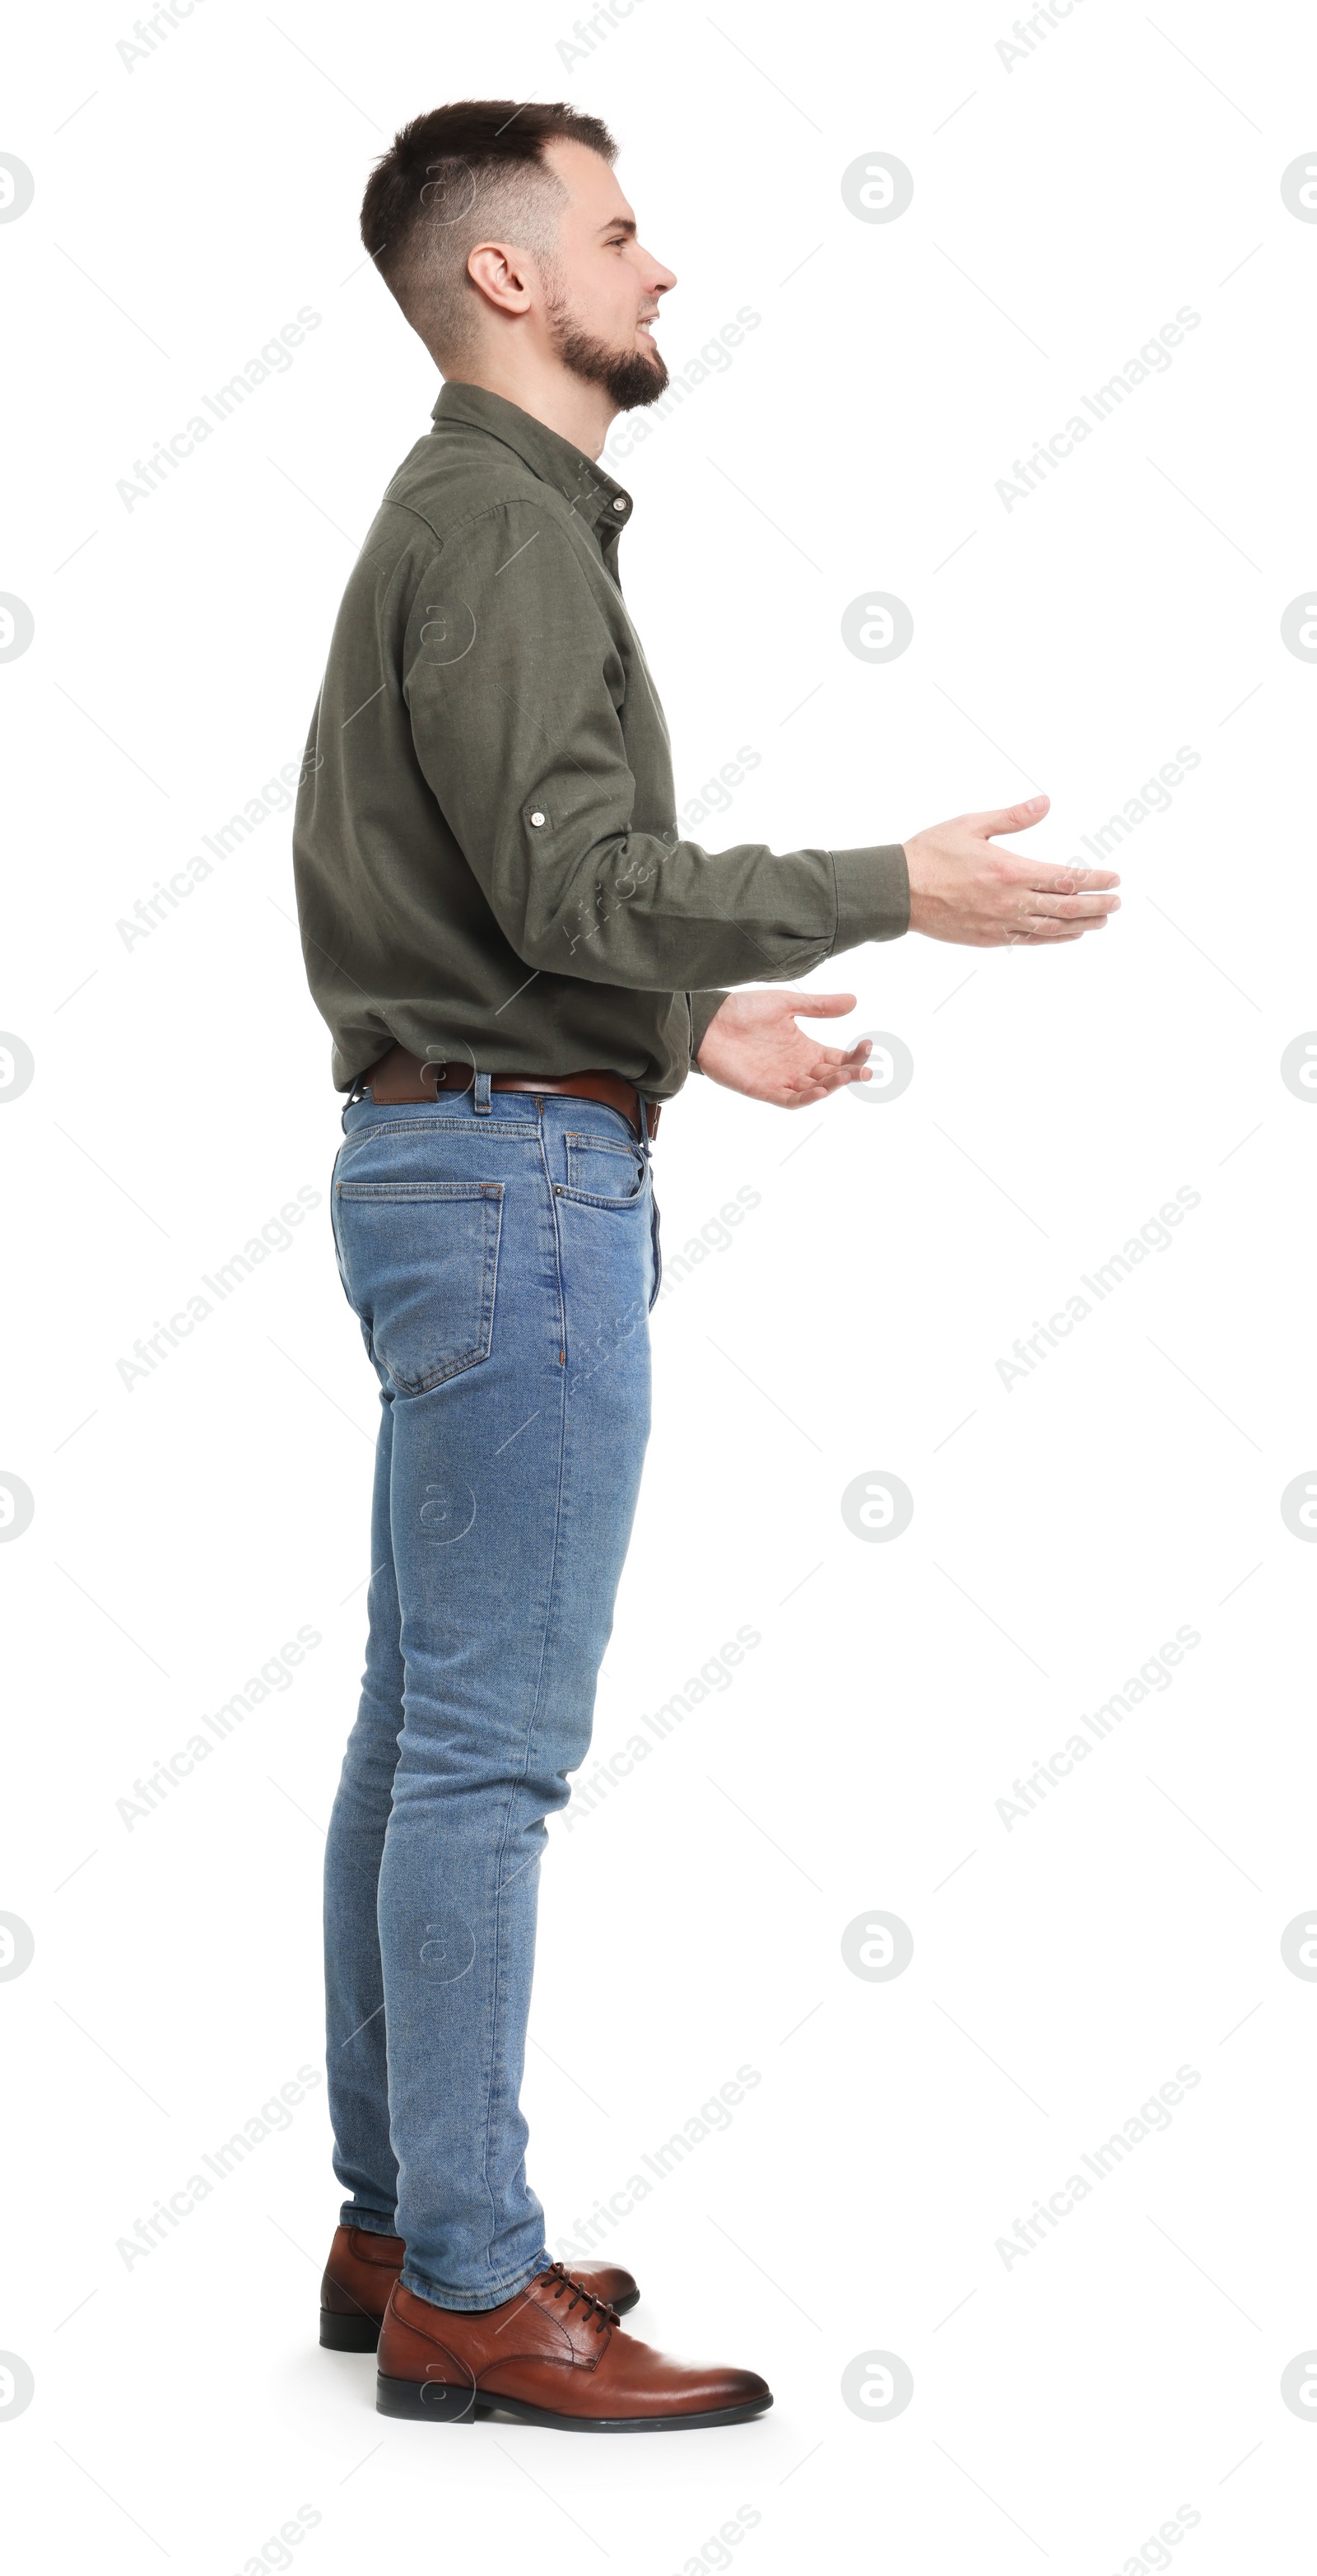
431 380 634 533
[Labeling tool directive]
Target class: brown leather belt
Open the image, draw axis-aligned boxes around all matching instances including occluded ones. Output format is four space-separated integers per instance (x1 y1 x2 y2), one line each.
360 1046 660 1141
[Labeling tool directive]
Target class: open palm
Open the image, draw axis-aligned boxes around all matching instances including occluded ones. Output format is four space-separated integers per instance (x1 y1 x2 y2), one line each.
696 990 872 1109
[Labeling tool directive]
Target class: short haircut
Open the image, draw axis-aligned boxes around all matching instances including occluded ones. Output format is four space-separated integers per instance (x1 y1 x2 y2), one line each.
360 100 618 366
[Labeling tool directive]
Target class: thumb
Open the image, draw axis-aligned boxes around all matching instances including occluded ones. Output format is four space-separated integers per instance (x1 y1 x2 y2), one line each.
789 991 859 1019
965 794 1050 839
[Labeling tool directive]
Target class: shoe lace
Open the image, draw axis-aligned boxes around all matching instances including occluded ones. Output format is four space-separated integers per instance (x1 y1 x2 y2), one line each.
538 2260 618 2332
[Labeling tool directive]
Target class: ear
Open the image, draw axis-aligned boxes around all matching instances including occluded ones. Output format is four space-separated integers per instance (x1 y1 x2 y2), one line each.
467 241 535 320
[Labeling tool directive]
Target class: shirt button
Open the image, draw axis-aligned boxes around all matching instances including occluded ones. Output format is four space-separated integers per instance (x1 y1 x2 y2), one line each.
529 810 546 827
612 497 626 513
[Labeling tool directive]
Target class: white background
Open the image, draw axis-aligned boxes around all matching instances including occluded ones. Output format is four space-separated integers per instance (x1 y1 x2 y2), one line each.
4 1 1317 2568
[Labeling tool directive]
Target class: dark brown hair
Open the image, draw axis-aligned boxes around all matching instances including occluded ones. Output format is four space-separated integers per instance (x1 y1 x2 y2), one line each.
361 100 617 361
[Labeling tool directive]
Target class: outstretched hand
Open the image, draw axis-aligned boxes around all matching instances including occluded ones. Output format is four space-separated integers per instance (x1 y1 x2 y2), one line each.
695 797 1119 1107
696 989 873 1108
904 794 1121 945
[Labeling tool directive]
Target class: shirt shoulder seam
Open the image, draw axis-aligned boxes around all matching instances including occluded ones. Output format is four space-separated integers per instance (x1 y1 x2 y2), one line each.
384 489 588 563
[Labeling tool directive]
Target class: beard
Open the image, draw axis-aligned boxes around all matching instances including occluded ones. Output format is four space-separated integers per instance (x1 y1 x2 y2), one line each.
545 285 669 412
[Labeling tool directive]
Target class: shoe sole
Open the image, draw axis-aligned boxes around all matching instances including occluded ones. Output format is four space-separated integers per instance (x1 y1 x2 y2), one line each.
375 2372 771 2431
321 2289 640 2352
319 2309 384 2352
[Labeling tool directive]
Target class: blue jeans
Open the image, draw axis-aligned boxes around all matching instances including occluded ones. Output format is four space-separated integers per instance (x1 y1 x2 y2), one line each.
323 1082 658 2310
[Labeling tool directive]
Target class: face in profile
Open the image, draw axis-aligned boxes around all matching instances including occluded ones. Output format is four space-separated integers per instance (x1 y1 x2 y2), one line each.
536 138 676 411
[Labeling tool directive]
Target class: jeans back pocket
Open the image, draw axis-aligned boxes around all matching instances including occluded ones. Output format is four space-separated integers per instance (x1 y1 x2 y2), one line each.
333 1181 504 1395
561 1134 647 1205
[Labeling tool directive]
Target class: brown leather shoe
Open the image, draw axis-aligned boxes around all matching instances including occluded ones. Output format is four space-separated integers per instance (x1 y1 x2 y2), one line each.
319 2227 640 2352
375 2262 771 2430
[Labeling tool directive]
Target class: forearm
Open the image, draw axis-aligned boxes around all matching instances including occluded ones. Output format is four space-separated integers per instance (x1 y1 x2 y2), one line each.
480 825 909 995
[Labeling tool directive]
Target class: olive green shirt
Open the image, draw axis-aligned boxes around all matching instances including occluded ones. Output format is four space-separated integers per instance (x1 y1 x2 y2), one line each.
292 381 910 1097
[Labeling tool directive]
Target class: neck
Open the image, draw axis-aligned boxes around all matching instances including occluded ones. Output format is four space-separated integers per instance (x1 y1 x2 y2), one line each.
442 353 615 461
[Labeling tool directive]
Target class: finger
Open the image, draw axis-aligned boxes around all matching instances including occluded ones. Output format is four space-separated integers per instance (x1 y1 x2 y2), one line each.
994 857 1121 892
790 992 859 1020
775 1064 861 1103
961 794 1050 839
1008 918 1105 943
1024 863 1120 892
811 1060 873 1090
809 1041 872 1070
1017 911 1110 934
1021 888 1121 920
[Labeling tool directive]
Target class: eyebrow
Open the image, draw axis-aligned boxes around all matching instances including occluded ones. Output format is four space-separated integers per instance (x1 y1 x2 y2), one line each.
598 215 636 237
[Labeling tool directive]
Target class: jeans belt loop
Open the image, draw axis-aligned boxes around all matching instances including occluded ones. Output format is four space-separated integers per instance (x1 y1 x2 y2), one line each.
472 1070 492 1116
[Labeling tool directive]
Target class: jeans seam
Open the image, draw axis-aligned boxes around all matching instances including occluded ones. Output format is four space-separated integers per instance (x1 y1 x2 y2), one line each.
537 1116 568 1366
473 1123 567 2293
553 1186 647 1212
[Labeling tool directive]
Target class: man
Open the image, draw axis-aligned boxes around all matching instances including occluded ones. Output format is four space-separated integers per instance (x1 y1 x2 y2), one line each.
293 98 1119 2434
